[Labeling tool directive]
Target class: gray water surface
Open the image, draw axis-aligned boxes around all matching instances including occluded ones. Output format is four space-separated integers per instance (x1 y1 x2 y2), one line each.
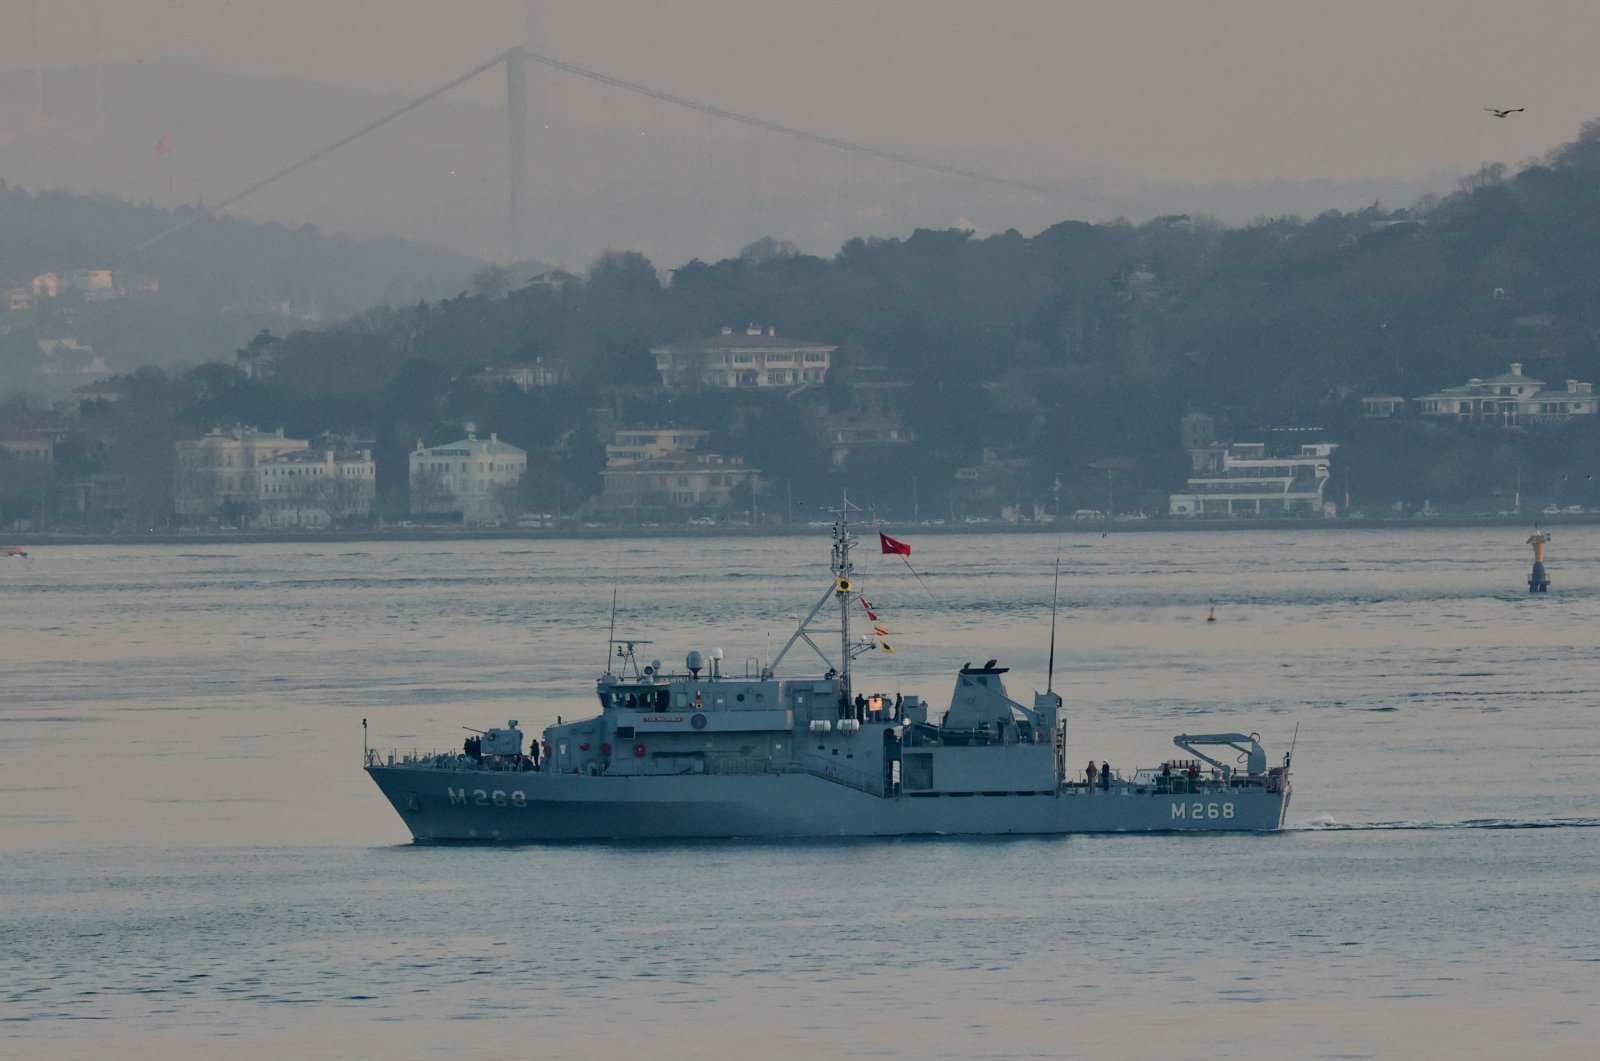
2 529 1596 1058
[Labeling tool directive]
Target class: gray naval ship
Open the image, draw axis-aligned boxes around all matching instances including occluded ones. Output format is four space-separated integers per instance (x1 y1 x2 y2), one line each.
366 511 1293 841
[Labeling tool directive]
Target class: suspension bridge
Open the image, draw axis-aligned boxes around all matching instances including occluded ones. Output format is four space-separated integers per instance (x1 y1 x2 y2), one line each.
112 46 1106 267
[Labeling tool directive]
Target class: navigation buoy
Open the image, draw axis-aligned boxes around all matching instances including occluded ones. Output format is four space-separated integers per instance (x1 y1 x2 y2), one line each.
1206 606 1217 623
1527 529 1552 593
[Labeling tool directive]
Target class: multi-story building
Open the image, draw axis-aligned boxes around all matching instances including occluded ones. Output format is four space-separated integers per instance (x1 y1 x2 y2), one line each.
1360 395 1406 417
591 427 758 516
256 448 377 529
598 452 759 514
651 326 835 389
174 427 310 520
409 431 527 524
810 374 915 467
1415 363 1597 425
0 428 56 465
479 358 568 390
61 269 118 301
1169 441 1339 518
605 428 709 466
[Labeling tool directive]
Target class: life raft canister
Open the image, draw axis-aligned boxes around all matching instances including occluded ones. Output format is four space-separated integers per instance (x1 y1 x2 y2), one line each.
633 742 647 759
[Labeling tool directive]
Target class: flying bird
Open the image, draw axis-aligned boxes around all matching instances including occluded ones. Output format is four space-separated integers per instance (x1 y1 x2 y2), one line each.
1485 107 1525 118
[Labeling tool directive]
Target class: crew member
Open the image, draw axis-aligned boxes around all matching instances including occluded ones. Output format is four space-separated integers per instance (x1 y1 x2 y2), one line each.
1085 760 1098 788
1100 760 1111 790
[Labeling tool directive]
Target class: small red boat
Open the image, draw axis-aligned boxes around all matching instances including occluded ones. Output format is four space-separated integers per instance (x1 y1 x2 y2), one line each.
2 546 26 557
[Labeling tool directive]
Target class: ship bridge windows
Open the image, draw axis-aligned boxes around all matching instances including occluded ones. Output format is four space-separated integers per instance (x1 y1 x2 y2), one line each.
608 688 669 709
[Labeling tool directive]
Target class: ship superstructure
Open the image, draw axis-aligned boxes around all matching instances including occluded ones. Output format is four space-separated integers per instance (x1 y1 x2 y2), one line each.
366 509 1292 840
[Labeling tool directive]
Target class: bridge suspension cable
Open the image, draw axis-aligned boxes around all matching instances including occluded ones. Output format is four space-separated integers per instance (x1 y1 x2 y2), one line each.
132 51 513 254
129 46 1100 258
511 47 1076 201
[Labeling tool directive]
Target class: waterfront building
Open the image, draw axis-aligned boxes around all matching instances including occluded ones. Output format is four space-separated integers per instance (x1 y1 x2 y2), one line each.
257 448 377 529
174 427 310 520
605 428 709 466
1169 441 1339 518
597 452 758 514
408 431 527 524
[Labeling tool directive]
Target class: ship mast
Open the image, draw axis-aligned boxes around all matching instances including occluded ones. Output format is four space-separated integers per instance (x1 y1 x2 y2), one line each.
763 495 869 688
833 497 856 702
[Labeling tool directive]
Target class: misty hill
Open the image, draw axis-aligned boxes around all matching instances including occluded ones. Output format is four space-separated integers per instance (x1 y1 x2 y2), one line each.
0 58 1455 270
0 182 483 315
0 181 486 396
14 120 1600 529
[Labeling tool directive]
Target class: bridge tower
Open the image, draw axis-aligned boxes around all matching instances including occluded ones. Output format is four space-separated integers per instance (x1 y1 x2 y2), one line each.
506 48 532 257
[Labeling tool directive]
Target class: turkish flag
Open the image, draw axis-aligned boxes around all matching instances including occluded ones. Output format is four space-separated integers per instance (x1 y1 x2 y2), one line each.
879 532 911 556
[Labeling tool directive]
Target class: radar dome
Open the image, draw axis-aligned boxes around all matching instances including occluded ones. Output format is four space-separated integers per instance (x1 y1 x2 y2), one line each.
686 650 704 675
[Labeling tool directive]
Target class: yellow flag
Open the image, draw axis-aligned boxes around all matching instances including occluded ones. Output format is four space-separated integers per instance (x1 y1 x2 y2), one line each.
879 641 895 653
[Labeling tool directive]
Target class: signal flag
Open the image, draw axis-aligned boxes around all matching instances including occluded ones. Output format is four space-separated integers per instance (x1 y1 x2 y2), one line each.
879 532 911 556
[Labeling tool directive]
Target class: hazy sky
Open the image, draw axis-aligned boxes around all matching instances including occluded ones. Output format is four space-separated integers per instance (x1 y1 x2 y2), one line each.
5 0 1595 187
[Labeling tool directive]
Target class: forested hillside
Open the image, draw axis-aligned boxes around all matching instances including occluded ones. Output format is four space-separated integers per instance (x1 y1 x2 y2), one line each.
11 121 1600 527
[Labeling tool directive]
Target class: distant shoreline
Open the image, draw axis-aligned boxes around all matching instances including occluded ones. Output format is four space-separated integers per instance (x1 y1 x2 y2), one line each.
4 514 1592 548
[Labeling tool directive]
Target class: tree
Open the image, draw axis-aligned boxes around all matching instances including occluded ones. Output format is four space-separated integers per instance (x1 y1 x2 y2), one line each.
409 466 454 517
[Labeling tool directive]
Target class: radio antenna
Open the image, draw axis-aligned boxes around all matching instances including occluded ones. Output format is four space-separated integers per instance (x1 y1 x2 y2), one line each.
604 584 618 674
1046 552 1061 694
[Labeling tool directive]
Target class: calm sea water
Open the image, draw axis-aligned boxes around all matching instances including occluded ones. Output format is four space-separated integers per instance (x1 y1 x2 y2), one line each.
2 528 1597 1059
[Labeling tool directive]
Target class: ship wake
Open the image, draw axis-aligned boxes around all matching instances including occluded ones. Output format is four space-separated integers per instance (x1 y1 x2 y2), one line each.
1287 815 1600 832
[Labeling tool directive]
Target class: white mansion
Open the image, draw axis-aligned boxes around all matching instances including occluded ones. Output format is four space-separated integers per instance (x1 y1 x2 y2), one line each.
1414 363 1596 425
409 431 527 525
257 448 376 529
651 326 835 389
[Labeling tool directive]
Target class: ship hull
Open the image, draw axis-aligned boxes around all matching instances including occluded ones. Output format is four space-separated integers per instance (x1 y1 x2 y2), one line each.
367 767 1290 842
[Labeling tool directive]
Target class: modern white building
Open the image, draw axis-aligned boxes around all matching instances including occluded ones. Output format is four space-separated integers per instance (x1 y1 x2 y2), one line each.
1415 363 1597 425
256 448 376 529
1170 441 1339 518
409 431 527 524
651 326 835 389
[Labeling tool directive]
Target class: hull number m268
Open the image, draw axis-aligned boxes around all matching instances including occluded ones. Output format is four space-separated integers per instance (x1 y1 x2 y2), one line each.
448 787 527 808
1172 801 1234 820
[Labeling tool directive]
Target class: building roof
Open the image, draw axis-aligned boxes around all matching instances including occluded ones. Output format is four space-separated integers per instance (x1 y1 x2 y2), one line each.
418 433 526 456
651 330 836 354
260 448 369 466
1480 370 1544 385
